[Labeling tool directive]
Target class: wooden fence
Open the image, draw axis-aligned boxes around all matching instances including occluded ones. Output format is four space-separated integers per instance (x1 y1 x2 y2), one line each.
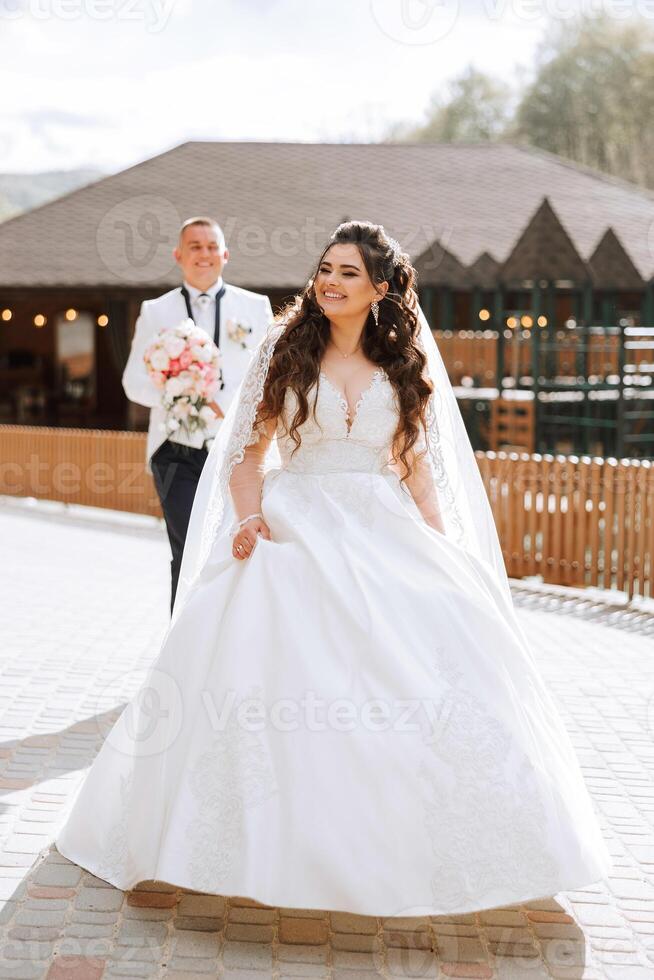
489 398 535 453
434 330 499 385
477 451 653 598
0 425 161 517
1 427 652 598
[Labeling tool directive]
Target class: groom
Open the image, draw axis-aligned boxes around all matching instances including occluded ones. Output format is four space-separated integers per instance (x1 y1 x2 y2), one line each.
122 216 273 611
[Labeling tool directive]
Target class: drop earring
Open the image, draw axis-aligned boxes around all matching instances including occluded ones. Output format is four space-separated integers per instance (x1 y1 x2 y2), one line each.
371 300 379 326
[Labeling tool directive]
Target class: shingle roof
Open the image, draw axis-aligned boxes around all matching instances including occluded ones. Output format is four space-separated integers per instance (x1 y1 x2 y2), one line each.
468 251 502 289
413 239 472 288
588 227 645 289
501 197 590 283
1 140 653 289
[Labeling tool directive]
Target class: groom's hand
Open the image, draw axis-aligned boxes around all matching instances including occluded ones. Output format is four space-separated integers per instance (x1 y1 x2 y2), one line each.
232 517 271 560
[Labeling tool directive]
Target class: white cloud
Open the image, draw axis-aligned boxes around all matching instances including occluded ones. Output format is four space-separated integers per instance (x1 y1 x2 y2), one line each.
1 0 628 173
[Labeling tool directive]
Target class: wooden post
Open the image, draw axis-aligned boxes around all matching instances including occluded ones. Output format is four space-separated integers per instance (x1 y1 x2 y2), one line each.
470 286 482 329
440 287 453 331
642 282 654 327
617 316 626 458
107 298 132 429
601 291 615 327
494 286 504 393
582 283 593 326
544 281 557 377
422 286 435 327
531 282 542 451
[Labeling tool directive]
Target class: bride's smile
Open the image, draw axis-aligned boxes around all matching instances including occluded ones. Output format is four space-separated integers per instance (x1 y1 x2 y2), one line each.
315 242 387 326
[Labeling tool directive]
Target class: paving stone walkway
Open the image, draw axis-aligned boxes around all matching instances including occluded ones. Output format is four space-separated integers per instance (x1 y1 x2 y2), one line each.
1 501 653 980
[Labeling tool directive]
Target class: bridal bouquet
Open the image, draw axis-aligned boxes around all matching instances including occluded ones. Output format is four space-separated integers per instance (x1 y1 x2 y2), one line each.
143 319 222 438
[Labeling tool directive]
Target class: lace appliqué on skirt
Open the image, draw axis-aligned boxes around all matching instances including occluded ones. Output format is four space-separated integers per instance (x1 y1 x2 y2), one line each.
185 686 279 891
418 643 560 912
94 768 139 886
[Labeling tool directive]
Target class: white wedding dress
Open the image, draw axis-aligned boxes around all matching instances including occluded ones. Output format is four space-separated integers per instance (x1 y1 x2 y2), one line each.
55 366 610 916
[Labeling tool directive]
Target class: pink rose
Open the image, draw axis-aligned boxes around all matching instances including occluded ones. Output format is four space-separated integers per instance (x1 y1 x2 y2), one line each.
179 349 193 369
168 358 181 374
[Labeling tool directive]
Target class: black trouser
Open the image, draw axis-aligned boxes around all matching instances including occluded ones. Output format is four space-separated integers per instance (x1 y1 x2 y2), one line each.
150 440 208 614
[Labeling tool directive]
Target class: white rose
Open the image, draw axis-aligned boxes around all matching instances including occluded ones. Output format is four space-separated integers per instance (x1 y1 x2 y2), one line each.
163 335 186 358
177 370 195 389
191 344 212 363
149 349 170 371
165 376 186 398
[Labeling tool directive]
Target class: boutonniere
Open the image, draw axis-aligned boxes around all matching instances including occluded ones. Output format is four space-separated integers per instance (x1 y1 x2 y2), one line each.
226 319 253 349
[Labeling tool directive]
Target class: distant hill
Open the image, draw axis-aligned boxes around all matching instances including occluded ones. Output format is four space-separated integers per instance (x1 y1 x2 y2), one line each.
0 169 105 220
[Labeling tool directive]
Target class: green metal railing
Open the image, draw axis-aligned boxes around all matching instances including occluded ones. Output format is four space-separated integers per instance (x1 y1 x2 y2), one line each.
495 319 654 459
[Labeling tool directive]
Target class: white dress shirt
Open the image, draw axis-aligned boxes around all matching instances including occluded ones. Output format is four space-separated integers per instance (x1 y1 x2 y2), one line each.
183 277 225 339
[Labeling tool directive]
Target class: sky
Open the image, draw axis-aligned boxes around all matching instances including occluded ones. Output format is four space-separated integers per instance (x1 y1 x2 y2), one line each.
0 0 649 175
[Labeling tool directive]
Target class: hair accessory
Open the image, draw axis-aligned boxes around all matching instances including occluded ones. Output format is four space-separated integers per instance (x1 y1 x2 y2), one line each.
386 236 403 267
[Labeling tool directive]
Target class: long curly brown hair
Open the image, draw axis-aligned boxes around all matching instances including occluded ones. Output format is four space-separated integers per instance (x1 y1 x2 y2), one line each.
258 221 432 479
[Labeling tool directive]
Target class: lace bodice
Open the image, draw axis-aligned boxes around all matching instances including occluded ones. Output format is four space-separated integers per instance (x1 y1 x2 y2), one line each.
276 369 398 475
231 362 442 534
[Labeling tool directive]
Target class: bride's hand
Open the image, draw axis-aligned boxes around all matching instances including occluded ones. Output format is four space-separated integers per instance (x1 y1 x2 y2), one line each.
232 517 272 560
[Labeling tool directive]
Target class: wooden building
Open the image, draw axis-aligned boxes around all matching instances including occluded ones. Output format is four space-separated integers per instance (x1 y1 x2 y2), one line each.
0 140 653 433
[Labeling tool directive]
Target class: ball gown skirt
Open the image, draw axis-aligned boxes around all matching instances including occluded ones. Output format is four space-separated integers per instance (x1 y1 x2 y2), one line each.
55 463 611 915
55 375 611 916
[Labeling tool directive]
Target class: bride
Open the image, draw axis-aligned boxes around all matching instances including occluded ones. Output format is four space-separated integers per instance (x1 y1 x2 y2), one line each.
55 220 610 916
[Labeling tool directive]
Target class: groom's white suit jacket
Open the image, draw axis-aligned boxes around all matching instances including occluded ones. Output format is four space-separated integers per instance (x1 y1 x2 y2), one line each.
122 281 273 469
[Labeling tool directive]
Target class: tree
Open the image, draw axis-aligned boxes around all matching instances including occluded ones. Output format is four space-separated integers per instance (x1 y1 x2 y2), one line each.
515 14 654 189
389 15 654 190
400 66 512 143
